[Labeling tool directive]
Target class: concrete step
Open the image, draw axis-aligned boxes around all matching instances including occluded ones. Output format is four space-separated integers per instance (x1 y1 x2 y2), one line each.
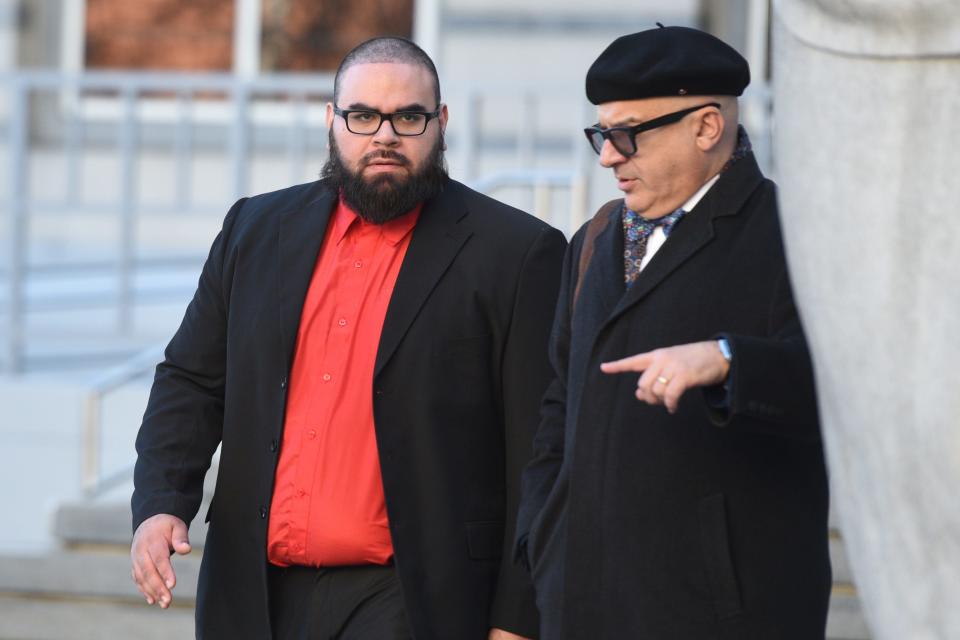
53 500 210 550
52 462 217 550
830 530 855 585
827 588 873 640
827 531 871 638
32 488 868 638
0 594 194 640
0 548 200 605
0 543 870 639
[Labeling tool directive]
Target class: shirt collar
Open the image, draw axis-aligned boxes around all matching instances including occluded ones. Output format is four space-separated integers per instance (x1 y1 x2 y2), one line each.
333 196 423 246
681 173 721 213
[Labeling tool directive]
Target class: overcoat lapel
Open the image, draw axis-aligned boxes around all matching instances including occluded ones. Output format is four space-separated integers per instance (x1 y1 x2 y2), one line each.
375 184 472 377
605 153 766 327
277 183 337 370
576 212 624 330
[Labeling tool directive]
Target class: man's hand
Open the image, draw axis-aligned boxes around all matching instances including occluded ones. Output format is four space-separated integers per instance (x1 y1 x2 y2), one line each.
600 341 729 413
130 514 192 608
488 629 532 640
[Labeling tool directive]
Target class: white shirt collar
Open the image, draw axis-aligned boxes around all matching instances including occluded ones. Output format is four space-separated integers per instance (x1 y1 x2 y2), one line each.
680 173 721 214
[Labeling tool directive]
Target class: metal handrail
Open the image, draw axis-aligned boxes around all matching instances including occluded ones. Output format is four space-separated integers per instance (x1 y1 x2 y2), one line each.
81 343 165 497
470 168 590 229
1 72 337 374
4 67 771 494
2 71 596 374
0 69 337 91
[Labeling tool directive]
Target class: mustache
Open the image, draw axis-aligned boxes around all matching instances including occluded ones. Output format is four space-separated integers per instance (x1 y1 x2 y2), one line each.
361 150 411 168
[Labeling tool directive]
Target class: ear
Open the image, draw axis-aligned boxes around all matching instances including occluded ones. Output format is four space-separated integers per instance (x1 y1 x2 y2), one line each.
438 103 449 134
694 107 725 152
325 102 335 130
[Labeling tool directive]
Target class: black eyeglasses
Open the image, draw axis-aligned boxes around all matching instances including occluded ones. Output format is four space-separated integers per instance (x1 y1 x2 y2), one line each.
333 107 442 136
584 102 721 157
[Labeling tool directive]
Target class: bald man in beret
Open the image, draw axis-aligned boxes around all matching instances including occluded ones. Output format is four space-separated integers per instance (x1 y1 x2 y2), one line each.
516 26 831 639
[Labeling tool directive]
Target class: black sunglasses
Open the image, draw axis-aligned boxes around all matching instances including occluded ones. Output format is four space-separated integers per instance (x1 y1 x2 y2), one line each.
584 102 721 156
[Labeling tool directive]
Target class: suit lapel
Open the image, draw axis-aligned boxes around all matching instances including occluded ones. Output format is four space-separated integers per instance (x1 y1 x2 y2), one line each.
277 183 337 370
605 153 766 326
375 182 472 377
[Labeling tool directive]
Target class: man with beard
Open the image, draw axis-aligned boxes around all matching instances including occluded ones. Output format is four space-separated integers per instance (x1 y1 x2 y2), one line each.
130 37 565 640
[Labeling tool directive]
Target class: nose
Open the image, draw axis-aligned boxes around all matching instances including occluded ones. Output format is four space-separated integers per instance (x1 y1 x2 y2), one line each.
372 116 400 146
598 138 626 168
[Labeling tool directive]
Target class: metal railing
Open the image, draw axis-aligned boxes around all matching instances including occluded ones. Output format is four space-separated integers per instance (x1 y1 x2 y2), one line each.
0 71 596 375
471 167 591 229
1 71 338 373
81 343 165 497
2 69 771 496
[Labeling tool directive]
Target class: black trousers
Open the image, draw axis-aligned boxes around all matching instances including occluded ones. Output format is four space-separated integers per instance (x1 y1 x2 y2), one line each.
268 564 412 640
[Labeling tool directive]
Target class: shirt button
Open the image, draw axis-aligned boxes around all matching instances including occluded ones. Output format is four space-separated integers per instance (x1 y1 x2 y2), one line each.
306 429 317 439
297 489 306 498
338 318 347 327
259 506 267 519
322 373 331 382
354 260 362 268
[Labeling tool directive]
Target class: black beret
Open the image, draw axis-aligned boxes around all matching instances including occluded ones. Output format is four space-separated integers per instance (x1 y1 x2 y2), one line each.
586 25 750 104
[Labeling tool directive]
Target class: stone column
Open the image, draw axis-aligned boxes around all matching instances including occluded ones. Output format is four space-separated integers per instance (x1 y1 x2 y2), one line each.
772 1 960 638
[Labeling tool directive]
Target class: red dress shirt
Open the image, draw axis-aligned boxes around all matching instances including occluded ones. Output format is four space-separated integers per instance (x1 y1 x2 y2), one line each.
267 198 420 567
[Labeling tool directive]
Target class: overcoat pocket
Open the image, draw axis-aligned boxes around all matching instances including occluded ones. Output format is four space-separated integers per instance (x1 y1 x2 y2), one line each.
698 493 742 619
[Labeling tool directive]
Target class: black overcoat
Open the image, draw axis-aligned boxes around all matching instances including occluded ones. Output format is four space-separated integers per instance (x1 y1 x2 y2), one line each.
517 154 832 639
132 177 566 639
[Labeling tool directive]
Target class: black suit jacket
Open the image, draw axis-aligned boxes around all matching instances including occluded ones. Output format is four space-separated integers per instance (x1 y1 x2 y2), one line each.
132 177 566 639
517 154 831 639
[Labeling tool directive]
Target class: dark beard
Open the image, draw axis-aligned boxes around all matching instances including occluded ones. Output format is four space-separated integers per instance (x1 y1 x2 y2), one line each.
320 133 448 224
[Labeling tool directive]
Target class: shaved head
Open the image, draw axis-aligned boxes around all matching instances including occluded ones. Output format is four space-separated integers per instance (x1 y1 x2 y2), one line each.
334 37 441 107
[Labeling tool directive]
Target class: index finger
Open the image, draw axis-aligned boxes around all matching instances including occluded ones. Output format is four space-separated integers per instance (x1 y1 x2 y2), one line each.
135 541 175 606
600 352 652 374
150 540 178 592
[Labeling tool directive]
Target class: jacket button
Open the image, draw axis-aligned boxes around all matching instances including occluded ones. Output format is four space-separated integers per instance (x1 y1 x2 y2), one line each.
259 506 267 519
269 439 278 453
280 377 287 390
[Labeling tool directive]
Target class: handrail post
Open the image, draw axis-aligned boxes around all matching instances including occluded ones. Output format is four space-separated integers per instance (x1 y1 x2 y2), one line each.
81 391 102 497
5 78 28 373
533 179 552 224
517 93 536 167
117 85 138 335
287 93 307 185
64 83 83 204
175 88 193 213
570 100 596 229
230 82 251 201
460 92 481 182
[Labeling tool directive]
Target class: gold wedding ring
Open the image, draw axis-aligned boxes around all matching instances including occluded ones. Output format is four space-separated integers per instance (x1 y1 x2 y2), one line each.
656 375 670 385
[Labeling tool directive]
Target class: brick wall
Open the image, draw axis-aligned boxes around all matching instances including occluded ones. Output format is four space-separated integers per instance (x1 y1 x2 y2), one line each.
260 0 414 72
84 0 413 72
85 0 234 70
